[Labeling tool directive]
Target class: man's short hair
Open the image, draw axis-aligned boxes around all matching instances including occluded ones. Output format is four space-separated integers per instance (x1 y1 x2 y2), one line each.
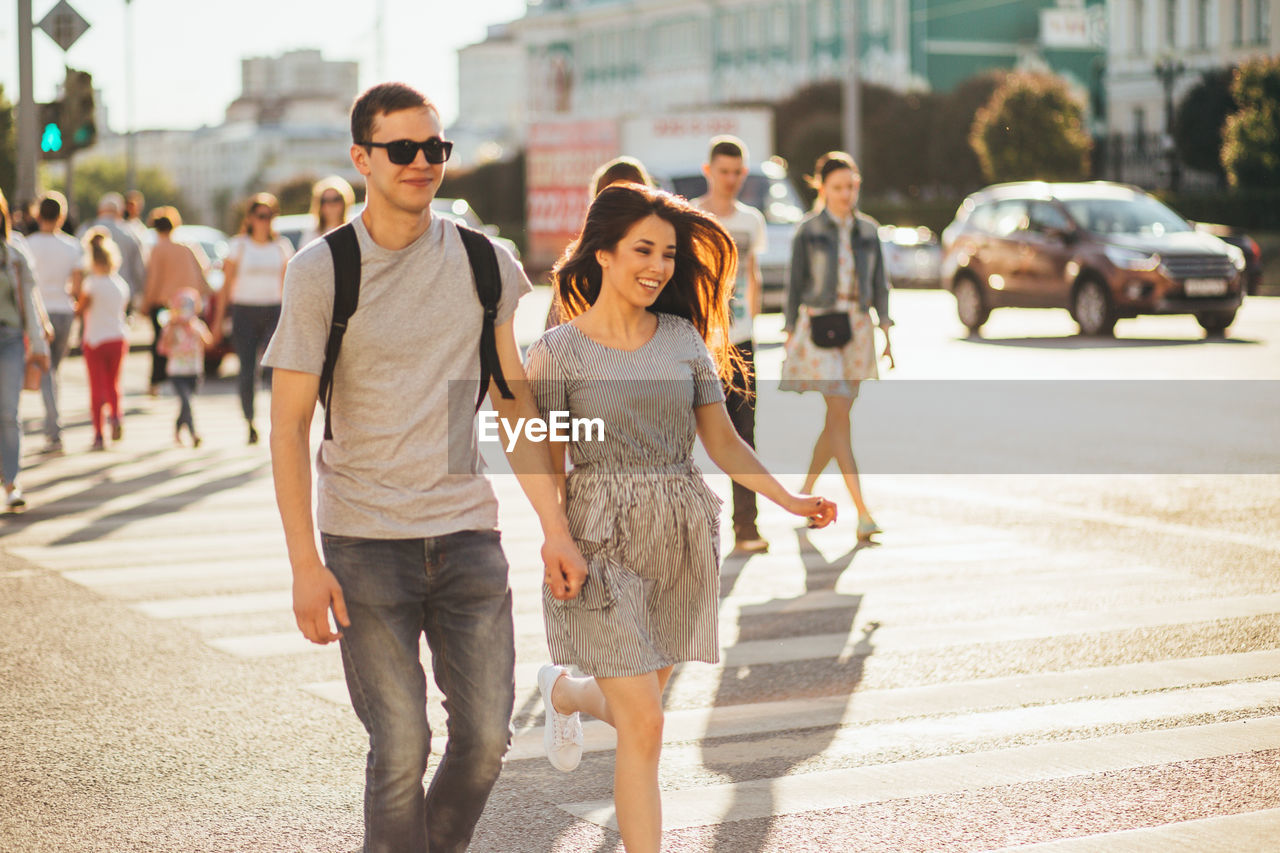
99 192 125 215
350 83 436 145
38 191 67 222
708 135 748 164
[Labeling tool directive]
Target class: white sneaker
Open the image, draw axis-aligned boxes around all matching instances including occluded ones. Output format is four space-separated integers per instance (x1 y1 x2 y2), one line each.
537 664 583 772
5 487 25 511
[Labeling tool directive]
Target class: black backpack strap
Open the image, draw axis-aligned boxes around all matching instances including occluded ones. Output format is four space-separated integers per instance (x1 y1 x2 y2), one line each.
319 222 361 440
456 224 514 412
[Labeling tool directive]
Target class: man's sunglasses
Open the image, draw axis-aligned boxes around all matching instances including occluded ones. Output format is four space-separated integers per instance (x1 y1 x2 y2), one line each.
361 137 453 165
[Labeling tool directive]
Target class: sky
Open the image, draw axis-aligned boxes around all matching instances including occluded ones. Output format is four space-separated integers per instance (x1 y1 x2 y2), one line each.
0 0 528 131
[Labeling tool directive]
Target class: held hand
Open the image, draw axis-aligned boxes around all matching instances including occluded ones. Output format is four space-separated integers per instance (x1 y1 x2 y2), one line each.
542 532 588 601
27 352 50 372
292 561 350 644
785 494 838 529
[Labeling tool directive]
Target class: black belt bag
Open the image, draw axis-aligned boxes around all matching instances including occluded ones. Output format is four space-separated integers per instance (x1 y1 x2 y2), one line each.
809 311 852 348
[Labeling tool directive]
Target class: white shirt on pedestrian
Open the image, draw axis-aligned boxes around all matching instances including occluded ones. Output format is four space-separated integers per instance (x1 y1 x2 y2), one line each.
24 231 82 315
81 273 130 347
692 198 767 344
229 235 294 306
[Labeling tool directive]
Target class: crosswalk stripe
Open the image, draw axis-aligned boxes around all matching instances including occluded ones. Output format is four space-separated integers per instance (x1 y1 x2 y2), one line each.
216 591 1280 666
501 649 1280 761
981 807 1280 852
124 563 1165 625
556 716 1280 831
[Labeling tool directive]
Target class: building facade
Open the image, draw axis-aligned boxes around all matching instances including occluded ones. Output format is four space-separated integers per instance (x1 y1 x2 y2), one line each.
459 0 1105 149
88 49 360 227
1106 0 1277 137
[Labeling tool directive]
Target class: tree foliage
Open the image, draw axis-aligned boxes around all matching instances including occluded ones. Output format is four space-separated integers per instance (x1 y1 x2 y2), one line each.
1174 68 1236 177
969 72 1091 183
41 157 187 228
1223 56 1280 189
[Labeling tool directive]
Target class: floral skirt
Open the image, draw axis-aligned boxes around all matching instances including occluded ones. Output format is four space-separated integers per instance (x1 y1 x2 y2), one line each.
780 306 878 399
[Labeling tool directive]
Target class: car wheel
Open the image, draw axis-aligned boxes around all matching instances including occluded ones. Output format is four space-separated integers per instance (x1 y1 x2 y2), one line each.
1196 309 1237 337
1073 280 1116 337
954 276 990 334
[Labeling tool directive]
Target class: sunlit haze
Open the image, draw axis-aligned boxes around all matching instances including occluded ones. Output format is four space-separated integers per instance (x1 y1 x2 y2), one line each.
0 0 527 131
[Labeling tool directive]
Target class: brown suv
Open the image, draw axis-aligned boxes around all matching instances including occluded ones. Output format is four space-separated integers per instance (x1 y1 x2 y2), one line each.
940 182 1247 336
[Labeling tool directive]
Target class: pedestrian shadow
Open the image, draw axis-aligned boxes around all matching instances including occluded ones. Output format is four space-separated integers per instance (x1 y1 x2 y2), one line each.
0 460 270 545
701 527 877 851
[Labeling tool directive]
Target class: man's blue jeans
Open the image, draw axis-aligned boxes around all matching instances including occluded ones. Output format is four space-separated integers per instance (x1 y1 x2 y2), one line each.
321 529 516 853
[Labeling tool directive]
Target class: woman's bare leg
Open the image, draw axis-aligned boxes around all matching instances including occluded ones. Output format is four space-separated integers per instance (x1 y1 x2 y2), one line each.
552 667 674 852
823 392 871 519
802 427 832 495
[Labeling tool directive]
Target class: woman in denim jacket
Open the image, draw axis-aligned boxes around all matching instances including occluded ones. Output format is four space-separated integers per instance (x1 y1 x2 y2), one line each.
781 152 891 539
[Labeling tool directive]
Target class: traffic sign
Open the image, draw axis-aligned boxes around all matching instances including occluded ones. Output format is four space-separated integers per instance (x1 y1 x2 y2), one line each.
37 1 90 53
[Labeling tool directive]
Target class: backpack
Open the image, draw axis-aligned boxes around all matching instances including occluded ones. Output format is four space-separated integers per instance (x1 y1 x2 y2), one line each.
316 220 514 441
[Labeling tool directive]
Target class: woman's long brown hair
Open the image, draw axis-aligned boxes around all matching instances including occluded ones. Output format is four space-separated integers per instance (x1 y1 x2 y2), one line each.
551 182 743 384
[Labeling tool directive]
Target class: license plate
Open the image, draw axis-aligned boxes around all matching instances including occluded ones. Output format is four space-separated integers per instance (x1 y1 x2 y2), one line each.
1184 278 1228 296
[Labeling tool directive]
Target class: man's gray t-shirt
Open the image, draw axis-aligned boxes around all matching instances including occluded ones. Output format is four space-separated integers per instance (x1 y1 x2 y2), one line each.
263 214 532 539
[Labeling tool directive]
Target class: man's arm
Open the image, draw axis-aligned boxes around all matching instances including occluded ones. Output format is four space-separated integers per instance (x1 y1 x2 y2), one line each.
747 250 763 318
489 321 588 600
269 368 349 643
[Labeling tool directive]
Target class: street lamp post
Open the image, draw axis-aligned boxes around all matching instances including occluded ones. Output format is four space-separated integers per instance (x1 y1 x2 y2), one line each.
125 0 136 193
841 0 862 163
1154 57 1185 193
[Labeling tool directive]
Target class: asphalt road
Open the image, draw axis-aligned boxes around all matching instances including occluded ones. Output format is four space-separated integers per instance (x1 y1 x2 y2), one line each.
2 289 1277 852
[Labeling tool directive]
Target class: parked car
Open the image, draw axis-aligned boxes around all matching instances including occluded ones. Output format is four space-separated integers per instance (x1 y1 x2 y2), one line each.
143 224 233 375
665 158 805 312
940 181 1247 337
879 225 943 288
276 199 521 259
1193 222 1263 296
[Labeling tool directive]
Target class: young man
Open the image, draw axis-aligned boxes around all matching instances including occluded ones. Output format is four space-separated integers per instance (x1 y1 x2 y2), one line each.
264 83 587 853
692 136 770 553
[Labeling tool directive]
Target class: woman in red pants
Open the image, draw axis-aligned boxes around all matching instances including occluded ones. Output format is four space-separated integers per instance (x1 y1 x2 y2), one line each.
77 229 130 451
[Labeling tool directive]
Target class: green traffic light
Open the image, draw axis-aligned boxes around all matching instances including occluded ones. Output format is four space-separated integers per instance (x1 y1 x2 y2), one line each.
41 122 63 153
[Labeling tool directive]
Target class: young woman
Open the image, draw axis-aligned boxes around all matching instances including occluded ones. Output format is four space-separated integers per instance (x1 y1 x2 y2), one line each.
526 183 836 853
0 189 51 509
214 193 294 444
299 175 355 247
78 228 132 451
781 152 893 539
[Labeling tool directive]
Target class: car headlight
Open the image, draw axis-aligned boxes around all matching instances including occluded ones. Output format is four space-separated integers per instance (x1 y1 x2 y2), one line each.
1224 243 1246 272
1103 245 1161 271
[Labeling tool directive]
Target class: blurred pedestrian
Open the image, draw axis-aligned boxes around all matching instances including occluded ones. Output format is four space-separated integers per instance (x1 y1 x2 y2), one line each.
544 156 654 331
77 193 146 310
77 228 131 451
263 82 584 853
691 135 769 553
141 206 210 395
25 192 84 453
0 189 52 510
299 176 355 247
123 191 150 265
214 193 293 444
781 152 892 540
526 182 836 853
158 288 212 447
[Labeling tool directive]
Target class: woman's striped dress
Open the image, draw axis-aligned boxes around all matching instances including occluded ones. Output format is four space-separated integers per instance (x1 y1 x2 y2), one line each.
525 311 724 679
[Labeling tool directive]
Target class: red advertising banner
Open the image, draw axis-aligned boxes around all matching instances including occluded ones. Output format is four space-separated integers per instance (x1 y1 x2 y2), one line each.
526 118 619 270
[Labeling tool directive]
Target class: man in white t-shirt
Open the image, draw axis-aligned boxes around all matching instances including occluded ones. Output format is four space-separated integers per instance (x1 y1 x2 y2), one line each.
264 82 587 853
24 192 83 453
692 136 770 553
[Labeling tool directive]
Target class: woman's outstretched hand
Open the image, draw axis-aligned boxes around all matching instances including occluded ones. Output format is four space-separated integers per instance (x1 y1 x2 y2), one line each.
785 494 837 529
